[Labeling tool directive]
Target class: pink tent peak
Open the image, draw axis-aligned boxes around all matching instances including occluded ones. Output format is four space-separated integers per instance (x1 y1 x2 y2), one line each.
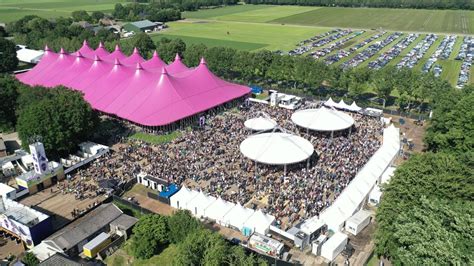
15 45 251 127
200 57 207 65
78 40 94 55
114 44 121 51
59 47 66 54
98 42 105 48
44 45 51 52
121 48 145 65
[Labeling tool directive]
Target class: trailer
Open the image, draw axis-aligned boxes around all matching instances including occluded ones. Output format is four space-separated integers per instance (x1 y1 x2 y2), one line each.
320 232 348 261
83 232 111 258
248 233 284 258
345 210 372 236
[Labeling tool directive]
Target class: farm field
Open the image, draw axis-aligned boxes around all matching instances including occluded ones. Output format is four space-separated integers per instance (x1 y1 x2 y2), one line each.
0 0 125 23
158 20 328 51
184 5 474 34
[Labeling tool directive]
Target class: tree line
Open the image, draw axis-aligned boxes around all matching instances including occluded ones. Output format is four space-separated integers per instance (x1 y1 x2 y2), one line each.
244 0 473 10
130 210 267 265
374 85 473 264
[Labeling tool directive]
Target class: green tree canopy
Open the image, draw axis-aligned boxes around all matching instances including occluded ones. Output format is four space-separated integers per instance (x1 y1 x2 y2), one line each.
71 10 91 22
16 86 98 158
131 214 169 259
167 210 202 244
0 38 19 73
22 252 39 266
0 75 20 131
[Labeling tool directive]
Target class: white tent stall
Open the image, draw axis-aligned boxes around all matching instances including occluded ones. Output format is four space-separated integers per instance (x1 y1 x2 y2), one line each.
349 101 362 112
345 209 371 236
205 197 235 225
244 116 277 131
320 232 348 262
324 97 337 108
240 132 314 174
170 186 198 210
291 107 354 133
184 191 216 218
221 203 255 231
335 100 351 110
242 210 275 236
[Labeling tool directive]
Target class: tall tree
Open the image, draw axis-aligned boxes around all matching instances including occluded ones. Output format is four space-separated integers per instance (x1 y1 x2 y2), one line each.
0 75 19 131
16 87 99 158
0 38 19 73
131 214 169 259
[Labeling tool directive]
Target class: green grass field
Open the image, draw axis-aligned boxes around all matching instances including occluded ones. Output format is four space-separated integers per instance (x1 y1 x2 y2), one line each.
128 131 181 144
184 5 474 34
158 20 328 51
0 0 125 23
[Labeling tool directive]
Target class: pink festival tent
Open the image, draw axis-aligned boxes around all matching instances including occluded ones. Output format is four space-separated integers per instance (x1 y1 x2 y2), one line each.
16 42 251 127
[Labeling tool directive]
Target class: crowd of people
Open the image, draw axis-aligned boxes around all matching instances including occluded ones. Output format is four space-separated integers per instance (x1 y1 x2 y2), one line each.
68 101 383 228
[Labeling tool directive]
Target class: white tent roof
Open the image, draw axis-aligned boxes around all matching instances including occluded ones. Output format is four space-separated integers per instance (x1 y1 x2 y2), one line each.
170 186 198 209
222 203 255 230
185 191 216 216
336 100 351 110
349 101 362 112
243 209 275 235
205 197 235 222
244 116 277 131
240 132 314 165
324 97 337 107
381 166 395 184
291 107 355 132
310 125 400 232
16 48 44 63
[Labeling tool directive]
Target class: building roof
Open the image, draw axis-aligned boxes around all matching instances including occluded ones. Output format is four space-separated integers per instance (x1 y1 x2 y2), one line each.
44 204 123 252
109 213 138 231
0 197 49 227
130 20 157 29
240 132 314 165
16 45 250 127
291 107 355 132
39 253 82 266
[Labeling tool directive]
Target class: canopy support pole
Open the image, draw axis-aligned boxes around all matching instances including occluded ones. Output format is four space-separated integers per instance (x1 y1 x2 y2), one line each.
349 126 352 137
284 164 287 176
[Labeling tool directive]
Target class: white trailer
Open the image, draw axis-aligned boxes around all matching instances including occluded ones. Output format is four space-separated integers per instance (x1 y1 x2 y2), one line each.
345 209 372 236
320 232 348 261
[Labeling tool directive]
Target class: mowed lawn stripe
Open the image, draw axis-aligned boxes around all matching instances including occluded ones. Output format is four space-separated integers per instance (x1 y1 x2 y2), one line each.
271 7 474 34
212 5 320 23
182 5 270 19
161 20 327 51
151 34 267 51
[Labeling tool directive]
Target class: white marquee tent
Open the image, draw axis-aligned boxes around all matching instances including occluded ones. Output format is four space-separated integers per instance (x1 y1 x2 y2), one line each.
335 100 351 110
301 124 400 232
222 203 255 231
244 116 277 131
205 197 235 224
170 186 199 210
242 209 275 235
240 132 314 166
291 107 355 132
184 191 217 218
324 97 337 108
349 101 362 112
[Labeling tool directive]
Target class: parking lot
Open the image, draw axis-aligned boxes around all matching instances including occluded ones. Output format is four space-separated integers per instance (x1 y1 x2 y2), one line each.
287 28 473 87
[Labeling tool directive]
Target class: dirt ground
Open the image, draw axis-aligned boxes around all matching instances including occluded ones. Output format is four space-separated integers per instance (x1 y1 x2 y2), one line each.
0 238 24 261
19 188 107 230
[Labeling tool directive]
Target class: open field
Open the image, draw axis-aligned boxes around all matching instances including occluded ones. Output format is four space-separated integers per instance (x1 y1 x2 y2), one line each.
0 0 125 23
158 20 328 51
184 5 474 34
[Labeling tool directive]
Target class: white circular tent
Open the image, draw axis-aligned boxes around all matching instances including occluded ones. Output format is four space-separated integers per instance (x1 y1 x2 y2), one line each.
244 116 277 131
240 132 314 167
291 107 354 132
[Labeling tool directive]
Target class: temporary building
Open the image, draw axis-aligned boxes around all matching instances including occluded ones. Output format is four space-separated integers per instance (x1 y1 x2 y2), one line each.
16 44 250 127
345 209 371 236
221 203 255 230
335 100 351 110
184 191 216 218
304 124 400 232
244 117 277 131
170 186 198 210
320 232 348 261
324 97 337 108
349 101 362 112
240 132 314 165
242 209 275 236
291 107 354 132
205 197 235 224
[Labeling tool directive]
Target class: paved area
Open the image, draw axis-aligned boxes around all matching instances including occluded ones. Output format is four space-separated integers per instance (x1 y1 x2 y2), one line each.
0 238 24 260
20 188 106 230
